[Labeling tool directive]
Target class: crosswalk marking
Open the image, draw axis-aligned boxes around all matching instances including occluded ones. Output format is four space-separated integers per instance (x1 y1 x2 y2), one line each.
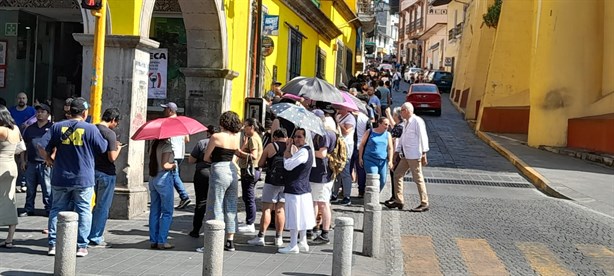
401 235 443 275
517 242 574 276
456 238 509 276
576 244 614 275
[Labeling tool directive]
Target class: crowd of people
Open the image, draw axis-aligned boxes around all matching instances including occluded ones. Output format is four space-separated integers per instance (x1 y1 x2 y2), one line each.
0 67 431 256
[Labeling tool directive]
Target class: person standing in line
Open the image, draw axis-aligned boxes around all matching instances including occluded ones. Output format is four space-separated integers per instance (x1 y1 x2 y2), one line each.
236 118 263 234
161 102 191 209
385 107 405 205
376 80 392 113
42 98 108 257
387 102 430 212
0 106 21 248
278 128 316 254
358 117 394 192
147 138 176 250
88 108 124 247
187 125 219 238
331 107 356 206
201 111 242 252
9 92 36 193
19 104 53 217
309 110 337 244
247 128 288 247
392 69 402 92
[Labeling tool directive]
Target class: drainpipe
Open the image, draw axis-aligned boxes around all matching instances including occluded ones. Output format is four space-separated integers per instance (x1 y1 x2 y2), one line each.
249 0 263 98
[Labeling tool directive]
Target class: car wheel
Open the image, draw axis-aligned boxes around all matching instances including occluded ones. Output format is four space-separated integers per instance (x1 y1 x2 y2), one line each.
434 109 441 116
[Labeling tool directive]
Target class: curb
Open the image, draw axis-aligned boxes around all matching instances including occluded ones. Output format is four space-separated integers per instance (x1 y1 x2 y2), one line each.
476 131 571 200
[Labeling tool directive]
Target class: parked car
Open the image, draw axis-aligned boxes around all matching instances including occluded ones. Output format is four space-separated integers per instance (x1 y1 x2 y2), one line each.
427 71 453 93
378 63 394 72
404 67 423 82
405 83 442 116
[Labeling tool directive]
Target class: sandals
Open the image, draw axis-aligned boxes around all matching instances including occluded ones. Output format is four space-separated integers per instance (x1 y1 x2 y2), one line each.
0 241 14 249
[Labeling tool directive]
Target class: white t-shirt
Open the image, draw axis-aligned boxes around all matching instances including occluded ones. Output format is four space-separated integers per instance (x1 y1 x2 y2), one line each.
356 113 369 143
336 113 356 145
170 136 185 160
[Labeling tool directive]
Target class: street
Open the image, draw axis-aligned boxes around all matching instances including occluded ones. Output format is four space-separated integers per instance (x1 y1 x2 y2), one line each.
392 81 614 275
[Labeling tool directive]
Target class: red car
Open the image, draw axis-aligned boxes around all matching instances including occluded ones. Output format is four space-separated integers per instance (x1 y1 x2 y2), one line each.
405 83 442 116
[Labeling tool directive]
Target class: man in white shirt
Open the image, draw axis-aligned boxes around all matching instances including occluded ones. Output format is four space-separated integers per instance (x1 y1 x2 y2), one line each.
386 102 430 212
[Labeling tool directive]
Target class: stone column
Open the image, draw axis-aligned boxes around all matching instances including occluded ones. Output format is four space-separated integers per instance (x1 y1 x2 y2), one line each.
74 34 160 219
181 68 239 127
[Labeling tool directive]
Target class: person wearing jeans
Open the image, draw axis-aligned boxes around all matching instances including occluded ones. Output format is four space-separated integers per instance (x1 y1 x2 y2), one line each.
41 97 108 257
89 108 123 247
332 108 356 206
147 139 176 249
236 118 263 234
161 102 191 209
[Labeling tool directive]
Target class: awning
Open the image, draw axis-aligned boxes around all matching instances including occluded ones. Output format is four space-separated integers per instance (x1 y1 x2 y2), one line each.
429 0 452 6
418 23 447 40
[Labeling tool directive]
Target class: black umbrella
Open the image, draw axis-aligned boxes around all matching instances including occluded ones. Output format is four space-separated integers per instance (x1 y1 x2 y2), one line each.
282 77 345 104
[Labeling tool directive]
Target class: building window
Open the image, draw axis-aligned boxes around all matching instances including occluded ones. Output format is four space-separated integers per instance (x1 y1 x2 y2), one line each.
335 42 345 86
316 46 326 79
289 28 302 80
345 48 353 82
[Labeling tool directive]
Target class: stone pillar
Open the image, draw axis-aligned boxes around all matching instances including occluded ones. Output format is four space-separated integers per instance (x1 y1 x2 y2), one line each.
74 34 160 219
54 212 78 276
181 68 239 127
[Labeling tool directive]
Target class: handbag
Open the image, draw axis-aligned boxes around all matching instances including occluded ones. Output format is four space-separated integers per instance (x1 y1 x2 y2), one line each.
15 136 26 155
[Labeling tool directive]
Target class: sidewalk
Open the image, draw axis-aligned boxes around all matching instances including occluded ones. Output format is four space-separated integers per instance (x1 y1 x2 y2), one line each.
0 180 394 276
477 131 614 217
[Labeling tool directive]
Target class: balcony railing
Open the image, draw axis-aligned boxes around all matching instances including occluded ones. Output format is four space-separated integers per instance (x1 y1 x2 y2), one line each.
455 22 463 36
357 0 375 15
448 28 455 40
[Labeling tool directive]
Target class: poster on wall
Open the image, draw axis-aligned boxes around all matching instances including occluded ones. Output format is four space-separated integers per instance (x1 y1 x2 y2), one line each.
0 68 5 88
0 41 6 66
148 48 168 99
263 15 279 36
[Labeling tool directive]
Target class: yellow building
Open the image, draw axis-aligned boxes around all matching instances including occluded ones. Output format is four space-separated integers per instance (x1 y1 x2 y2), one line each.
450 0 614 155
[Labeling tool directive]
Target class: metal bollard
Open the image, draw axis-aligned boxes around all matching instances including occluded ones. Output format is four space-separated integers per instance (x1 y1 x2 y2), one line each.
362 203 382 258
332 217 354 276
202 220 226 276
54 211 79 276
364 186 379 206
366 173 380 191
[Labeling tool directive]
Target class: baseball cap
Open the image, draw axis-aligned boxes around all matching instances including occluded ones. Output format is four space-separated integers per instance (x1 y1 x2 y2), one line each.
312 109 325 119
273 81 282 86
70 97 89 115
161 102 178 112
35 103 51 113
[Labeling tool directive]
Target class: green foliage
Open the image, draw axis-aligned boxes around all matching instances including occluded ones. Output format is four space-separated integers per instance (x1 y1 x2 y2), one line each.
483 0 503 28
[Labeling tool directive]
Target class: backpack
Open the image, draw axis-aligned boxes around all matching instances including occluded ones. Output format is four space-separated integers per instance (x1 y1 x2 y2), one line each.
328 131 347 180
268 142 287 185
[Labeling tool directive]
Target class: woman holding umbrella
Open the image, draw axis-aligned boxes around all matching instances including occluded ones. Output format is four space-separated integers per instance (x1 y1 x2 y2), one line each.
148 138 177 249
202 111 242 252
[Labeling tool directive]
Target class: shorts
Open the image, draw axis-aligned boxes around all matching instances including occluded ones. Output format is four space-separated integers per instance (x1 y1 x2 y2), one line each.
261 183 285 204
310 181 334 202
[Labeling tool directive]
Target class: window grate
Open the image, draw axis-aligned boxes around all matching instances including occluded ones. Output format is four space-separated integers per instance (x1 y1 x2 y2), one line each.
403 177 533 188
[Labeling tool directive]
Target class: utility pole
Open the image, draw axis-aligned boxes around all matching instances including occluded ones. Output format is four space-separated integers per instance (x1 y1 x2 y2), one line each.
82 0 107 124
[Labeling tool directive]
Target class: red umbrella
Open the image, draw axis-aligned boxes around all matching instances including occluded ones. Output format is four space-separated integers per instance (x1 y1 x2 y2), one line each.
131 116 207 140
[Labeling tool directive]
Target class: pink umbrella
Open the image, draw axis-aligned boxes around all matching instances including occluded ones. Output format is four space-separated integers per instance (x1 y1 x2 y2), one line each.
332 92 359 112
131 116 207 140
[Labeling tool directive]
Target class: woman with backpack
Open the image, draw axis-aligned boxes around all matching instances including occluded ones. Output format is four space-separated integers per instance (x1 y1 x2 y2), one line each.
358 117 394 191
247 128 288 247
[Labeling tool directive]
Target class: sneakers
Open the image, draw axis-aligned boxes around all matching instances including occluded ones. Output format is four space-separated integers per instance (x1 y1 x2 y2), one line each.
339 197 351 206
157 243 174 250
224 240 235 251
330 194 338 203
88 241 111 248
306 230 314 239
298 241 309 253
16 186 27 193
176 198 191 209
278 245 299 254
274 237 283 247
247 236 265 246
48 246 56 256
76 248 88 257
18 211 34 217
196 247 205 253
237 224 256 234
312 234 330 245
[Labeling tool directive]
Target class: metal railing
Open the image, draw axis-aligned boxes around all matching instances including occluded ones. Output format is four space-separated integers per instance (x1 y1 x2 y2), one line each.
357 0 375 15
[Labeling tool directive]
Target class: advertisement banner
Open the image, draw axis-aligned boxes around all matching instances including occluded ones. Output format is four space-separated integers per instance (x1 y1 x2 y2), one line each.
148 48 168 99
263 15 279 36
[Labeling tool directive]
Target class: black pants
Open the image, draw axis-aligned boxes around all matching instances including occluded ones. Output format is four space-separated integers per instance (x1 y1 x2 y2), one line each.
192 167 210 233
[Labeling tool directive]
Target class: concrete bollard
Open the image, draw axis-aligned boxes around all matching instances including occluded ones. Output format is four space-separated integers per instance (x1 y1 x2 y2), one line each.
54 211 79 276
332 217 354 276
366 173 380 191
362 203 382 258
364 186 379 206
202 220 226 276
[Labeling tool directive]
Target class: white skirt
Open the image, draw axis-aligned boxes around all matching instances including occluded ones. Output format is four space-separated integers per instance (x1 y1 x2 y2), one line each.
284 193 316 230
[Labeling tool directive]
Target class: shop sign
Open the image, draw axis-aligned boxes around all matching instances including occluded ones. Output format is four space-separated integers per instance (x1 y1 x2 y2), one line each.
263 15 279 36
5 23 17 37
148 49 168 99
428 8 447 15
445 57 453 66
262 36 274 57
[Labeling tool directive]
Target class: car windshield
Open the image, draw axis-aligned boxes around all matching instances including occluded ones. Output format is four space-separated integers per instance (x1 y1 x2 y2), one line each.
411 85 438 93
434 72 453 80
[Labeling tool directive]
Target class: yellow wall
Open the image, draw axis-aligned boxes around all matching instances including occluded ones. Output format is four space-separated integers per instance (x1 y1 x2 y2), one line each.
108 0 142 35
224 0 252 115
476 0 532 130
528 0 609 147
